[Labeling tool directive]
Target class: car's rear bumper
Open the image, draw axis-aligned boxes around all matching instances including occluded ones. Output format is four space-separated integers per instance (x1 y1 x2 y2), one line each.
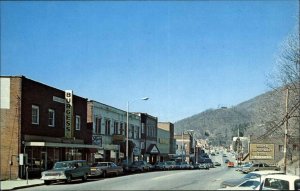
41 175 67 181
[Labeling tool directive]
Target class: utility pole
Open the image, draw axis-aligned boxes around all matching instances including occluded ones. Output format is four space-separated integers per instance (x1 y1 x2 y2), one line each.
283 88 289 174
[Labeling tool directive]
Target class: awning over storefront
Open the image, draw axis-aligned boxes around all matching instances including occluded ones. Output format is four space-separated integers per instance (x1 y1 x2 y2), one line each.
146 144 160 155
25 141 103 149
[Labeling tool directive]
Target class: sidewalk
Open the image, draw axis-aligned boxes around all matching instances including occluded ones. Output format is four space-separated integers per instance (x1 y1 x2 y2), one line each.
1 179 44 190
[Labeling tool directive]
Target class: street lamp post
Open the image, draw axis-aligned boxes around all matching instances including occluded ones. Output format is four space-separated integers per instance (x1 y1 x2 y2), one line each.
126 97 149 167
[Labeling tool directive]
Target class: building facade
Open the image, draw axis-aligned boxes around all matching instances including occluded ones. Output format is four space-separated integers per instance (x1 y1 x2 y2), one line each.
157 122 176 161
0 76 96 180
137 113 159 164
174 133 193 163
87 101 143 164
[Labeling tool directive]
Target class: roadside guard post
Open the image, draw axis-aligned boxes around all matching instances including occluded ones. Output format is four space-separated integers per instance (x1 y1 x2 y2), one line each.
26 166 28 184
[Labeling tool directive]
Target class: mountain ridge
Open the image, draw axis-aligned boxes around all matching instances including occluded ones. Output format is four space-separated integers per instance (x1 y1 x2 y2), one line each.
174 88 289 145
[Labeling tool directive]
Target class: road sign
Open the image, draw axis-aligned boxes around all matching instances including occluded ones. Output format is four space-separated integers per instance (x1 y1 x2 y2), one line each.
249 144 274 160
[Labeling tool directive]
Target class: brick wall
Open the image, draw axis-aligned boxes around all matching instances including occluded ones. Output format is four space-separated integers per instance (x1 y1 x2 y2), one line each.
1 77 22 180
21 77 91 144
1 76 93 180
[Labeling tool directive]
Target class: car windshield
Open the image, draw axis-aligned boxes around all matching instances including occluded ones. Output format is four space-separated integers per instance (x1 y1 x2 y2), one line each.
239 180 260 188
244 173 261 179
91 163 107 167
53 162 73 169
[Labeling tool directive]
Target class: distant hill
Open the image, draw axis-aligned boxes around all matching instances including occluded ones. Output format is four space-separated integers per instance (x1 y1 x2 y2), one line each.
174 88 293 146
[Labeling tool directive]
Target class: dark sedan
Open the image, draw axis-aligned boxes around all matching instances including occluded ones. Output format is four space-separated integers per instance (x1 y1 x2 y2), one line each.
128 161 151 172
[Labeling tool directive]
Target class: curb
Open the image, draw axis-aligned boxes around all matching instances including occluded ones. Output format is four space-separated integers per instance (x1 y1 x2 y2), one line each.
2 183 44 191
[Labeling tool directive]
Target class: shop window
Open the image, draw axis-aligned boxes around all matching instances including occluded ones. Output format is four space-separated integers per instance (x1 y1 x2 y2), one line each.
32 105 39 124
114 121 118 135
48 109 55 127
279 145 284 152
120 123 124 135
105 119 111 135
136 126 140 139
95 117 101 134
131 125 134 138
142 123 145 134
76 115 81 130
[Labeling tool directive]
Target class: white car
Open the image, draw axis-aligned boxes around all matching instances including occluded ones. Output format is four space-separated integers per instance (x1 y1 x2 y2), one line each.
260 174 300 190
41 160 90 185
220 170 285 188
218 178 261 190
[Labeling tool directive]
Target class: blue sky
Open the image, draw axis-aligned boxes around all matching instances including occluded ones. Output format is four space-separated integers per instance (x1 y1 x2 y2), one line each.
1 1 299 123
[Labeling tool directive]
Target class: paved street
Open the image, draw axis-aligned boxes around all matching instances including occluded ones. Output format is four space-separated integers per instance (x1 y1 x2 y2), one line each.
20 153 244 190
20 166 243 190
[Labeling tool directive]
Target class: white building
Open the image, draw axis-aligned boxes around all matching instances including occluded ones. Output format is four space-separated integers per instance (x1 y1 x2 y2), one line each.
87 100 142 163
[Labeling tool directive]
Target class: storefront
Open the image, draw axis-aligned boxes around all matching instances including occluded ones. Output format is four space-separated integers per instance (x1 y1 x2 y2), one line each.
23 141 101 178
145 144 160 164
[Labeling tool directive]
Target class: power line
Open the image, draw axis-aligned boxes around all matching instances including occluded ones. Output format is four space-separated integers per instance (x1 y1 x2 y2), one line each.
253 100 300 141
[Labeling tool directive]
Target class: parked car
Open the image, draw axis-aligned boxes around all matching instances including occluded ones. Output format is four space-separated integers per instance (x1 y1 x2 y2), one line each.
89 162 123 178
154 162 168 171
175 161 191 170
236 163 252 172
204 158 214 168
213 162 221 167
198 163 209 170
129 161 151 172
41 160 90 185
261 174 300 190
191 163 200 169
220 170 285 188
243 163 280 174
165 161 176 170
120 160 131 172
224 159 230 163
218 178 261 190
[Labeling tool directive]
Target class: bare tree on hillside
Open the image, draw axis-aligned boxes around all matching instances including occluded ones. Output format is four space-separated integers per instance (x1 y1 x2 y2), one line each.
265 29 300 165
266 28 300 125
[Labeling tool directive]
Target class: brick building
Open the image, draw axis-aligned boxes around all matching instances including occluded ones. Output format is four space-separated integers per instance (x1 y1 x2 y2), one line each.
136 113 159 164
0 76 96 180
174 133 193 163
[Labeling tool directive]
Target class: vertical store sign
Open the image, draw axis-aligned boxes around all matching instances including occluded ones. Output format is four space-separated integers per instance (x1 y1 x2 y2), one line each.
65 90 73 138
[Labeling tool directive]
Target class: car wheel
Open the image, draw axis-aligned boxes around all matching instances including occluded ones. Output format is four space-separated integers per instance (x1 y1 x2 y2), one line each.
82 173 87 182
44 180 51 185
65 175 72 183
